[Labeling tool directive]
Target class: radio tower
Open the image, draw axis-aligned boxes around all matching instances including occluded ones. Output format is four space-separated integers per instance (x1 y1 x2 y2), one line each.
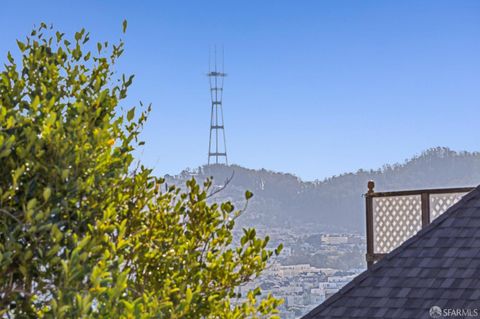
207 46 228 165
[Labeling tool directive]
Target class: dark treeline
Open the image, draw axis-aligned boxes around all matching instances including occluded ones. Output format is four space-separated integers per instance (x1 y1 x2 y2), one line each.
166 147 480 232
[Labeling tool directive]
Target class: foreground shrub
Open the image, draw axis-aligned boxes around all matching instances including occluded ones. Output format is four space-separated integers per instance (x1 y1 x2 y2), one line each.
0 22 282 318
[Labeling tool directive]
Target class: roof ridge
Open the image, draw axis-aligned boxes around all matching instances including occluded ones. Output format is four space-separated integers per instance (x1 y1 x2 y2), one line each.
302 184 480 319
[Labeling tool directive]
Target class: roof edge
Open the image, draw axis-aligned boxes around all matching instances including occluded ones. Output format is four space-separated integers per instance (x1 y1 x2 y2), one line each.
302 184 480 319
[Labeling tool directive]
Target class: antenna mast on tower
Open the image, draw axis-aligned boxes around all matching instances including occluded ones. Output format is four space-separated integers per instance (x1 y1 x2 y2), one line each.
207 46 228 165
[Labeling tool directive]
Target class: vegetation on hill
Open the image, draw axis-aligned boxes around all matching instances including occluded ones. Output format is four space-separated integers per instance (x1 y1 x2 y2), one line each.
168 147 480 231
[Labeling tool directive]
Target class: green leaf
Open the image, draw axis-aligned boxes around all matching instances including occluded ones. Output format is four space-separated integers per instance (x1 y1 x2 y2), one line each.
27 198 37 211
43 187 52 201
16 40 26 52
51 225 63 242
75 28 85 41
245 190 253 200
185 287 192 303
56 31 64 42
7 51 14 64
127 107 135 121
31 95 40 110
275 243 283 256
122 19 128 33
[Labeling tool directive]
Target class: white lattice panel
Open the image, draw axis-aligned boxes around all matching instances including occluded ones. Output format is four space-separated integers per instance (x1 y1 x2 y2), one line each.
430 192 467 221
373 195 422 254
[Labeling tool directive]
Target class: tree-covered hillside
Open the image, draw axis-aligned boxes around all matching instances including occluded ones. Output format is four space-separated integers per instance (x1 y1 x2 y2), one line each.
166 147 480 232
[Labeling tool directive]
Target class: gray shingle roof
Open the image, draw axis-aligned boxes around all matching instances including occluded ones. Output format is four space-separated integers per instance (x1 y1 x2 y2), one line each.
303 185 480 319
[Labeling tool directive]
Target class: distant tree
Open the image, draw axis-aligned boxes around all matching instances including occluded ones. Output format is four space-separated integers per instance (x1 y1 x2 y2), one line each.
0 22 282 318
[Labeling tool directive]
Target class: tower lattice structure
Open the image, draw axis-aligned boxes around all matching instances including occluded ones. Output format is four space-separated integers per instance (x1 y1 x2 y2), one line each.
207 47 228 165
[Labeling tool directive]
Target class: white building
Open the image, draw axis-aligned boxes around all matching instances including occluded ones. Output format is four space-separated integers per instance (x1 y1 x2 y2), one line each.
321 234 348 245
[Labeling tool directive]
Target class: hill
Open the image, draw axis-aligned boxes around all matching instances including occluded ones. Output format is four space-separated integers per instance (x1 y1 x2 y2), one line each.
165 147 480 232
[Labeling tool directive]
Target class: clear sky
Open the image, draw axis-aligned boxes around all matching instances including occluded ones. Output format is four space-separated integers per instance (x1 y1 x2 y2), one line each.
1 1 479 181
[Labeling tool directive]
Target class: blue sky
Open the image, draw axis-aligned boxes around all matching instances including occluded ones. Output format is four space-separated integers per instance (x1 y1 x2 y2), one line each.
1 1 479 180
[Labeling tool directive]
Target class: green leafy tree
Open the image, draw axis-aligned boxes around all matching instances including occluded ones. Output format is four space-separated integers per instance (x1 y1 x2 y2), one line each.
0 22 282 318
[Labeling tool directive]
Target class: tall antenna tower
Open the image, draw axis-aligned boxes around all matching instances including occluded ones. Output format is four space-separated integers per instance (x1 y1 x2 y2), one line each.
207 46 228 165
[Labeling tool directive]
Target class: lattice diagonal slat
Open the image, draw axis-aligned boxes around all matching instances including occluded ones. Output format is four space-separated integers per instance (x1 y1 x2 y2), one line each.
373 195 422 254
430 193 467 221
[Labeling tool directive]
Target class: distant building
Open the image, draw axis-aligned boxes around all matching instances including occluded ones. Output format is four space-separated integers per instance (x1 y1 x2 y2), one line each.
278 264 323 277
316 268 338 276
321 235 348 245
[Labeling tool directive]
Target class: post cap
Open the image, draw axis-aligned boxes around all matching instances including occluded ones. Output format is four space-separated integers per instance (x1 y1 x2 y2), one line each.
367 180 375 194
